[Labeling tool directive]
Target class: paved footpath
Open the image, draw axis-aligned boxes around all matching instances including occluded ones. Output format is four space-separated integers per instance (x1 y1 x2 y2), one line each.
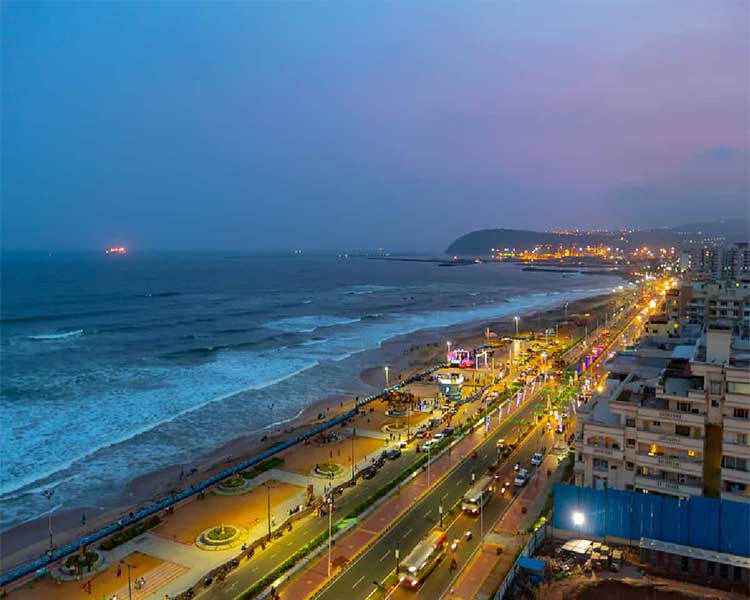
444 452 563 600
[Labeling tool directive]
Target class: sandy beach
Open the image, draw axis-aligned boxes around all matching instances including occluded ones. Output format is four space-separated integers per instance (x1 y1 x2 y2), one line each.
0 290 616 575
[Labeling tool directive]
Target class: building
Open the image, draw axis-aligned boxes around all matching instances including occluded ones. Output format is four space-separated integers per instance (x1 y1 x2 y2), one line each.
671 280 750 339
575 327 750 502
683 242 750 282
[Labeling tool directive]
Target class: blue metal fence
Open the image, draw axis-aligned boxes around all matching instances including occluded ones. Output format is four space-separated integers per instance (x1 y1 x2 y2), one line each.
553 483 750 557
0 365 445 587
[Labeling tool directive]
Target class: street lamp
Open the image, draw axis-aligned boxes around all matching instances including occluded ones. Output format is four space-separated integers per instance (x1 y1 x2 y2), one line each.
572 511 585 536
514 316 520 337
327 497 334 577
120 560 136 600
395 543 400 575
384 366 390 387
439 504 444 528
447 341 452 360
42 489 55 551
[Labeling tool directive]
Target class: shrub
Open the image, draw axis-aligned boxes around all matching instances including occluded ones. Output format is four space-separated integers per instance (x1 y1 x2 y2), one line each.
99 515 161 551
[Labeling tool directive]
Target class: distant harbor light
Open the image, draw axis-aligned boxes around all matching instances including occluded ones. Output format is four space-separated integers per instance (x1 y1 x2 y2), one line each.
105 246 127 255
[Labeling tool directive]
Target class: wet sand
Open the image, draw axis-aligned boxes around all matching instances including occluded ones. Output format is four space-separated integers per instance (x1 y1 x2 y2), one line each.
0 291 615 576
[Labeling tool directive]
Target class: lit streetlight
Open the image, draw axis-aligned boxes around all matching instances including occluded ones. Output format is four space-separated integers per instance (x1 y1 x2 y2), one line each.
514 316 520 337
384 366 390 387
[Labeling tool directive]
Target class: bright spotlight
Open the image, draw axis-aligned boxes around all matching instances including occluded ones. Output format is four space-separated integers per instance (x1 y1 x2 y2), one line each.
572 512 585 527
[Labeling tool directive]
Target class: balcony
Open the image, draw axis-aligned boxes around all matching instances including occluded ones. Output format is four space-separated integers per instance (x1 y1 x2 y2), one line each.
638 406 705 427
582 443 623 462
724 392 750 409
721 467 750 485
637 429 704 451
636 453 702 476
635 475 702 498
721 490 750 503
722 416 750 433
722 441 750 456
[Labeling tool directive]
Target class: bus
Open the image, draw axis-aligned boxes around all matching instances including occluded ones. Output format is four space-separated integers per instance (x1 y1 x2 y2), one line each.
461 475 495 515
398 530 447 588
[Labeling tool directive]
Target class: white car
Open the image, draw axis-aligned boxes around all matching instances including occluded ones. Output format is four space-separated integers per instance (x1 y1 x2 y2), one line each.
432 433 445 442
514 469 530 487
421 440 436 452
531 452 543 467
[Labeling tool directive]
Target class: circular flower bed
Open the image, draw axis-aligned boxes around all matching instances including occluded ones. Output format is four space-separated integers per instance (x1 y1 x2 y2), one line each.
206 525 238 542
64 551 99 571
314 462 342 477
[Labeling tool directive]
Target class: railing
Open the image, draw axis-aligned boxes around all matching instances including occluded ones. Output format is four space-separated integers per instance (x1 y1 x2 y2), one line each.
493 521 550 600
0 365 445 588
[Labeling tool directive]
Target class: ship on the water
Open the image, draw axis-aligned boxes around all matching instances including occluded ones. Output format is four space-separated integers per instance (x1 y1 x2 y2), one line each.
105 246 127 255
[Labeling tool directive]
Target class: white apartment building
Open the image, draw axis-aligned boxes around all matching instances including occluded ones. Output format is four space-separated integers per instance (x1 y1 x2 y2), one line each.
575 327 750 502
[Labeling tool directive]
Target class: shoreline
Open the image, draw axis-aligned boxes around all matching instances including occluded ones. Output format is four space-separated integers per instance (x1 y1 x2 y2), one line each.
0 289 618 573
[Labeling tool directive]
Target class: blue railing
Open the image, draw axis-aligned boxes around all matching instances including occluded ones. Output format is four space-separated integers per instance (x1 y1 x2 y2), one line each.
0 363 445 587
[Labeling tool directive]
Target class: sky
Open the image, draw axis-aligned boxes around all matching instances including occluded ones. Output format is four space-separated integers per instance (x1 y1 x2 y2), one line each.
2 1 748 252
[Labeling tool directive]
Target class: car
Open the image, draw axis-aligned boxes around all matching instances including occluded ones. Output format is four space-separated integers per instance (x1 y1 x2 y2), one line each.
442 427 454 437
387 447 402 460
361 466 378 480
496 438 507 450
531 452 543 467
432 433 445 442
415 429 428 439
420 440 436 452
514 469 530 487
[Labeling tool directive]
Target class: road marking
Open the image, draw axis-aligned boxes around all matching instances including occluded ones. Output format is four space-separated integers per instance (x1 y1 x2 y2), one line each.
379 549 390 562
456 479 463 486
441 492 449 500
353 575 365 588
424 509 432 518
403 527 413 538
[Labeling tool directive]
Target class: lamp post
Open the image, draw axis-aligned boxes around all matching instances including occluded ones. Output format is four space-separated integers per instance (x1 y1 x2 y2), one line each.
439 504 444 528
266 483 272 542
120 560 136 600
42 489 55 551
395 543 400 576
514 316 520 337
447 341 452 361
384 366 390 387
327 497 334 577
572 511 585 537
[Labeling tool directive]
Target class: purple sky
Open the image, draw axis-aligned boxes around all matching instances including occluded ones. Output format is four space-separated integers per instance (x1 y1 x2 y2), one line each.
2 1 748 251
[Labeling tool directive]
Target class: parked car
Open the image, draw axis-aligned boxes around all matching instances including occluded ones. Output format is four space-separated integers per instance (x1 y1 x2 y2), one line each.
420 440 437 452
442 427 454 437
432 433 445 442
531 452 544 467
514 468 530 487
361 466 377 480
387 447 402 460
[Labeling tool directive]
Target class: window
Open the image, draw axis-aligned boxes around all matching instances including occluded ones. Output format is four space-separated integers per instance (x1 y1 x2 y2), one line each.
712 399 720 407
722 455 749 472
652 420 661 427
727 381 750 395
627 438 635 448
711 380 722 394
688 450 697 458
675 425 691 437
593 458 608 471
626 462 634 470
735 433 748 445
626 417 636 427
677 402 691 413
733 408 749 420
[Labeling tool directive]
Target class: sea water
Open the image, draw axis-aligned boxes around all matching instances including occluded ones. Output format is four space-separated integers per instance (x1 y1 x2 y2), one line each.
0 252 622 528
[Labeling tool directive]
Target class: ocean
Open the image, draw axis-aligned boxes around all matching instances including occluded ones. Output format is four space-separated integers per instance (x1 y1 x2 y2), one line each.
0 252 623 529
